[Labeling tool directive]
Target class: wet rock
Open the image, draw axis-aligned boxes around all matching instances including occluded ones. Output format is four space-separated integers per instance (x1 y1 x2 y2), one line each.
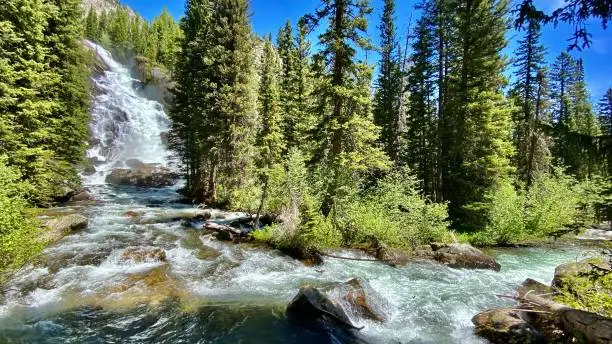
519 278 552 299
552 258 612 290
375 244 411 267
125 158 146 169
331 278 387 322
120 246 167 263
518 279 567 342
105 165 180 187
431 243 501 271
42 214 88 244
70 190 91 202
472 308 546 344
287 286 360 328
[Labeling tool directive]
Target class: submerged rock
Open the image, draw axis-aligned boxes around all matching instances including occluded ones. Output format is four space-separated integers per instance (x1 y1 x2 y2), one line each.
330 278 388 322
120 246 167 263
431 243 501 271
472 308 546 344
105 164 180 187
42 214 88 244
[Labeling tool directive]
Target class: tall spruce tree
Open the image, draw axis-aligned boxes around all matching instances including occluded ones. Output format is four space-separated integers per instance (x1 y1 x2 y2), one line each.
406 9 437 195
170 0 257 205
255 37 284 225
305 0 389 217
443 0 515 227
373 0 403 163
511 17 550 186
600 88 612 136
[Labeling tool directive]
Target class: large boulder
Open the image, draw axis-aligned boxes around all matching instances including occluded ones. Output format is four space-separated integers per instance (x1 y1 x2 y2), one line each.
552 258 612 290
472 308 546 344
431 243 501 271
42 214 88 244
105 164 180 187
375 244 411 267
287 286 370 343
330 278 388 322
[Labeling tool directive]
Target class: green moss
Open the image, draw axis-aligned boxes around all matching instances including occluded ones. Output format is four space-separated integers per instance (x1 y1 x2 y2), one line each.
554 258 612 318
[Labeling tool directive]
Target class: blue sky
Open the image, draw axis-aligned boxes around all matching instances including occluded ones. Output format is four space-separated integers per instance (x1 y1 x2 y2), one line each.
122 0 611 102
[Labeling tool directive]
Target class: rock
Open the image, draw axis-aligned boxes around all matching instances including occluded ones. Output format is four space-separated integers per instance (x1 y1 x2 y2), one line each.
105 164 180 187
472 308 546 344
42 214 88 244
375 244 411 267
70 190 91 202
120 246 167 263
331 278 387 322
431 243 501 271
519 278 552 299
125 210 143 218
125 158 146 169
517 279 567 342
552 258 612 290
287 286 359 329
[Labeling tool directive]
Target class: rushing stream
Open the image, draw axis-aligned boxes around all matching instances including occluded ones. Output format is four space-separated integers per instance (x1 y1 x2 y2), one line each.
0 43 596 344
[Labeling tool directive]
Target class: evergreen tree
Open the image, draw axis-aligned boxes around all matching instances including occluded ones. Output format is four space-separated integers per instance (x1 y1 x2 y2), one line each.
406 8 437 195
293 18 314 151
550 52 577 127
170 0 257 204
373 0 403 163
255 37 284 225
599 88 612 136
150 8 182 71
443 0 515 227
85 8 100 41
305 0 389 217
277 21 300 149
511 17 550 186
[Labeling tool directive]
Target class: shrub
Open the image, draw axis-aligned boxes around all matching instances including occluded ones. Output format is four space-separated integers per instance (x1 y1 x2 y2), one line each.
343 167 450 249
525 170 581 237
0 156 43 275
470 179 526 246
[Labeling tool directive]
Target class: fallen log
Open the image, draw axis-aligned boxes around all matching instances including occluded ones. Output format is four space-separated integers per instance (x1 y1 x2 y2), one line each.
517 292 612 344
204 222 243 235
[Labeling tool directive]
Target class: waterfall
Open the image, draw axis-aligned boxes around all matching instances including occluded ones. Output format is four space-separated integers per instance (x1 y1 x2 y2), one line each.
83 41 173 184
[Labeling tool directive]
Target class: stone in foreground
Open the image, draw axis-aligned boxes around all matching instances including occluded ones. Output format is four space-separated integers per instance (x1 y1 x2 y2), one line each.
472 308 546 344
42 214 88 244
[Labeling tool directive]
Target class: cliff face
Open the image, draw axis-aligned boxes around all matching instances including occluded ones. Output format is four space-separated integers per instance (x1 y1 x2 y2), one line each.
82 0 118 14
82 0 135 17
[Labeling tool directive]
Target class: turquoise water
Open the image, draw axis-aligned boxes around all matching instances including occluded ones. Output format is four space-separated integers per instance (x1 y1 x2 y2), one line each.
0 185 594 344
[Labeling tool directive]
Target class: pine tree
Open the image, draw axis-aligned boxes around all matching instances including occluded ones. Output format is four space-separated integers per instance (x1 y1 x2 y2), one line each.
255 37 284 225
406 8 437 195
443 0 515 227
511 17 550 186
373 0 403 163
170 0 257 205
277 21 300 149
550 52 577 127
600 88 612 136
293 18 314 151
84 8 99 41
150 8 182 71
305 0 389 217
571 59 600 136
109 7 131 54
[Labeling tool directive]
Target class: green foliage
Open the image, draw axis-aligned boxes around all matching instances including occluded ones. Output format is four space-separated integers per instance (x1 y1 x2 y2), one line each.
0 157 42 274
343 168 450 248
554 258 612 318
0 0 89 205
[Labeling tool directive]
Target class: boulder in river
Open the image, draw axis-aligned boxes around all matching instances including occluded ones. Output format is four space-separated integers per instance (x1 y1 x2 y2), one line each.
42 214 88 244
472 308 546 344
330 278 387 322
552 258 612 290
120 247 167 263
287 286 370 343
105 164 180 187
431 243 501 271
70 189 91 202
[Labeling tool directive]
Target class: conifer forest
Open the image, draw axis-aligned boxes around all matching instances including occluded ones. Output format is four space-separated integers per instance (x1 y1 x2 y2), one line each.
0 0 612 343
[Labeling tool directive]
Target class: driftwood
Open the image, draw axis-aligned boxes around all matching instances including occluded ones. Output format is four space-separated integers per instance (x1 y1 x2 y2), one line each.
321 253 379 262
510 292 612 344
204 222 243 235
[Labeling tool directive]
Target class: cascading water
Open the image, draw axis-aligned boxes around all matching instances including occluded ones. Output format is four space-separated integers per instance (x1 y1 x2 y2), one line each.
0 44 596 344
84 40 173 184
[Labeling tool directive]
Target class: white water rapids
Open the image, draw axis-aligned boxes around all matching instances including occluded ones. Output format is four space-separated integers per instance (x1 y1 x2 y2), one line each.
0 43 596 344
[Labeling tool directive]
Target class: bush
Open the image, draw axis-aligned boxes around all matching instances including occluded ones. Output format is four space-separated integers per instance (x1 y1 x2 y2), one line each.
525 170 581 237
342 167 450 249
0 156 43 275
470 179 526 246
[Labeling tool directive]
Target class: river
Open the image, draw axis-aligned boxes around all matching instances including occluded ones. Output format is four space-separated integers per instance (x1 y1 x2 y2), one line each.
0 42 594 344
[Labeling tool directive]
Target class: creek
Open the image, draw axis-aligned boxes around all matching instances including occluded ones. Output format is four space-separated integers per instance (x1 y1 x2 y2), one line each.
0 42 594 344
